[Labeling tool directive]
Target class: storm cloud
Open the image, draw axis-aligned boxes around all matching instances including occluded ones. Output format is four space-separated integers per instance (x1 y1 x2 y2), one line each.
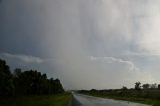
1 0 160 89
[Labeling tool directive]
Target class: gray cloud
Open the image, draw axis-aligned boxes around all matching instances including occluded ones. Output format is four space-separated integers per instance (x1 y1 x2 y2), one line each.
1 0 160 89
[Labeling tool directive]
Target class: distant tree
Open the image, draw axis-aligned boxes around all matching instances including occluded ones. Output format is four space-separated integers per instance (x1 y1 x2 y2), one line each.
122 86 128 90
150 83 157 89
158 84 160 89
142 84 150 89
90 89 97 92
135 82 141 90
0 59 14 97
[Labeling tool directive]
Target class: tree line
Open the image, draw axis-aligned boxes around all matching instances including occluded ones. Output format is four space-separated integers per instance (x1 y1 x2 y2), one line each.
0 59 64 97
134 81 160 90
121 81 160 90
78 81 160 101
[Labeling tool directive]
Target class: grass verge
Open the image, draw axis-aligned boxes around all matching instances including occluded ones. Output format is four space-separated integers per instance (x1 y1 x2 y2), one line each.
0 93 72 106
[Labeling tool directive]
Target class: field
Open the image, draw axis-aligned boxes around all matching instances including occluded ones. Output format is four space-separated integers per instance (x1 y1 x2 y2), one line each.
0 93 71 106
79 89 160 106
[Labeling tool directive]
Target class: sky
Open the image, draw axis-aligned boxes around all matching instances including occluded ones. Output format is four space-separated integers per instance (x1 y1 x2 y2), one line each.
1 0 160 90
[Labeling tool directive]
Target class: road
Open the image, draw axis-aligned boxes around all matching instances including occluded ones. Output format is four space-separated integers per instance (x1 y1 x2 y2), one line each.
72 93 151 106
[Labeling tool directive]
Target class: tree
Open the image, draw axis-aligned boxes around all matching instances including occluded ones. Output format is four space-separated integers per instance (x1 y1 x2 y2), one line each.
14 70 64 95
0 58 64 96
0 59 14 97
14 70 46 95
122 86 128 90
158 84 160 89
135 82 141 90
142 84 150 89
53 78 64 93
150 83 157 89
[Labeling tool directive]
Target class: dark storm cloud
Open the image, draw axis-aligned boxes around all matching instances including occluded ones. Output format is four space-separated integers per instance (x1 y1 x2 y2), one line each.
0 0 48 57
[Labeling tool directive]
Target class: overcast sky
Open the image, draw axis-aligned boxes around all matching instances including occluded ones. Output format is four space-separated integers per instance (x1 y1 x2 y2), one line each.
1 0 160 90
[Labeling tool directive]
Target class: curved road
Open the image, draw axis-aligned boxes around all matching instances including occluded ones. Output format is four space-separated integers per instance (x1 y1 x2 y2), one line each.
72 93 151 106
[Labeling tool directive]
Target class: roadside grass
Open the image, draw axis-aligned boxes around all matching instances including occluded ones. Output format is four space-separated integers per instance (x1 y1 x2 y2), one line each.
0 93 71 106
81 92 160 106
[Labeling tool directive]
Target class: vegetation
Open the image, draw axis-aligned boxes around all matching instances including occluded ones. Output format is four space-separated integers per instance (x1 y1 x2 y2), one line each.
0 58 64 97
0 59 14 97
0 58 70 106
78 82 160 106
13 69 64 95
0 93 71 106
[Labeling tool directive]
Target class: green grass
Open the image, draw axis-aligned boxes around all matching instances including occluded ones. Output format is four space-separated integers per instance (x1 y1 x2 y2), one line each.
81 92 160 106
0 93 72 106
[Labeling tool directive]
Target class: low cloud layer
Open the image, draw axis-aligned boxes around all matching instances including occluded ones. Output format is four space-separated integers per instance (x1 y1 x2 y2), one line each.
1 53 44 64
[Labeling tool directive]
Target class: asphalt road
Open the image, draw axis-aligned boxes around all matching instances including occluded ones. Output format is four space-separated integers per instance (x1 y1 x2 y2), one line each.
72 93 151 106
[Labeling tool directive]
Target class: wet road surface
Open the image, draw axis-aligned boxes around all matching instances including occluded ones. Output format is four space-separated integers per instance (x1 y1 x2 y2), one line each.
72 93 151 106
